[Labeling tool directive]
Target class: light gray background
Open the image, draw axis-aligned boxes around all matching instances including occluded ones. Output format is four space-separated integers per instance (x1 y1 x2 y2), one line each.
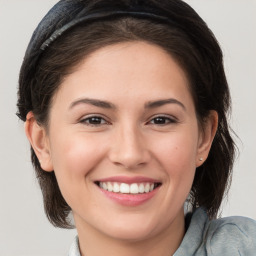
0 0 255 255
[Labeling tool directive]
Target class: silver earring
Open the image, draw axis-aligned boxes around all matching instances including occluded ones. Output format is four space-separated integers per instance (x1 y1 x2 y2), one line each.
199 157 203 161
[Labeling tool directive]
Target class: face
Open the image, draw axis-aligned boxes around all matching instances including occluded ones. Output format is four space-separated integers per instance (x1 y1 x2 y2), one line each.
31 42 213 242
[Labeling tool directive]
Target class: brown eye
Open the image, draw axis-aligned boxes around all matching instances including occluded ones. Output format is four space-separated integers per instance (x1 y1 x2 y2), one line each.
80 116 108 126
149 116 176 125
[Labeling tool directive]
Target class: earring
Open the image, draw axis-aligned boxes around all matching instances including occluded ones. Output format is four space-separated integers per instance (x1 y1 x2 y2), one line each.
199 157 203 161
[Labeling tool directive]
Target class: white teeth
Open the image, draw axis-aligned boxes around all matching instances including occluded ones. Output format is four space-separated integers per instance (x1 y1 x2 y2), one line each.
120 183 130 193
99 182 158 194
103 182 107 190
138 183 145 193
113 182 120 193
145 183 150 193
107 182 113 192
130 183 139 194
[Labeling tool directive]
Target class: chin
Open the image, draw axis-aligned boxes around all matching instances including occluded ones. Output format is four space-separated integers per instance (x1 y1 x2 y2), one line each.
95 213 166 242
103 225 157 242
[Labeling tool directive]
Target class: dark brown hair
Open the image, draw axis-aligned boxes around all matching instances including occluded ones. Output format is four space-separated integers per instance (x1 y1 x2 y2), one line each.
17 0 235 228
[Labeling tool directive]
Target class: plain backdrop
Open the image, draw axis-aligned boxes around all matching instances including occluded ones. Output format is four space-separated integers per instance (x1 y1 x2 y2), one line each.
0 0 255 255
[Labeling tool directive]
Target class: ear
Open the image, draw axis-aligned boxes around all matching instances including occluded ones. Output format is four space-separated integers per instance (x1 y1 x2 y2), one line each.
25 112 53 172
196 110 218 167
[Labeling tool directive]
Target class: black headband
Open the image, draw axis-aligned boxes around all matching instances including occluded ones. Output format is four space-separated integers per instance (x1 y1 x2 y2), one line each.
40 10 176 51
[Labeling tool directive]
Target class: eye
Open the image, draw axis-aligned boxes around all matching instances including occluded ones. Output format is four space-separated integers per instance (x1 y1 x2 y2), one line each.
148 116 176 125
80 116 109 126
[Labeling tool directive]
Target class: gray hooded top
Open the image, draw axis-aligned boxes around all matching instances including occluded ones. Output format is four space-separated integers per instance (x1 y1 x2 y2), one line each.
68 208 256 256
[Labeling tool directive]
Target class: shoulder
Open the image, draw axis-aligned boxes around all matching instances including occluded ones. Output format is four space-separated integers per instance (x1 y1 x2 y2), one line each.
204 214 256 255
173 208 256 256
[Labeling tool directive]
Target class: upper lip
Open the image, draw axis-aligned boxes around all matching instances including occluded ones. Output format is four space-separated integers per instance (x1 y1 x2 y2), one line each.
95 176 161 184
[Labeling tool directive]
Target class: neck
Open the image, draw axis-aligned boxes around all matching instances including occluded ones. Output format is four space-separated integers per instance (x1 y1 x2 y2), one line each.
74 208 185 256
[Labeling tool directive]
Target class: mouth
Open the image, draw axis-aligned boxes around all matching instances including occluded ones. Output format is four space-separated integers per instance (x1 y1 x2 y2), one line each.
94 181 162 195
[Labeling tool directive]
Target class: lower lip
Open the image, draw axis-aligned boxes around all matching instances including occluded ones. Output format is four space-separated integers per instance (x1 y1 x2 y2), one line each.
98 187 160 206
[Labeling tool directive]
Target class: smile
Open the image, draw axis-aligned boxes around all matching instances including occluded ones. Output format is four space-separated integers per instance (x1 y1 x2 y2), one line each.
94 177 162 206
97 182 161 194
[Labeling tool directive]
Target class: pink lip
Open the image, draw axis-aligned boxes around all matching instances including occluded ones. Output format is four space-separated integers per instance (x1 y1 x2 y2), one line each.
96 176 161 184
95 176 161 207
99 186 160 206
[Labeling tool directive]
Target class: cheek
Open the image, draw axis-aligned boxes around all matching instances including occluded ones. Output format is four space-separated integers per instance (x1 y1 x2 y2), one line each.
156 135 198 210
153 131 198 166
48 133 108 208
150 128 199 189
49 133 106 180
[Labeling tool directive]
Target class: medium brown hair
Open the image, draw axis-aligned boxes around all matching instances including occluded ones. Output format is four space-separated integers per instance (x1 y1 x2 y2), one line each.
17 0 235 228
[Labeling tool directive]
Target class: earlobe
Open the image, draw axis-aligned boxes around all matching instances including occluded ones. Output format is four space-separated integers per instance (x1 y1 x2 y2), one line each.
25 112 54 172
196 111 218 167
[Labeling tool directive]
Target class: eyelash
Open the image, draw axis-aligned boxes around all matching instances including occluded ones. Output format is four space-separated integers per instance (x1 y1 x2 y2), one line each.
147 115 177 125
80 116 109 126
80 115 177 127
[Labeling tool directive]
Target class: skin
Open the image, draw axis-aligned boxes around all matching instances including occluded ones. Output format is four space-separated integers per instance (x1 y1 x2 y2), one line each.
25 42 218 256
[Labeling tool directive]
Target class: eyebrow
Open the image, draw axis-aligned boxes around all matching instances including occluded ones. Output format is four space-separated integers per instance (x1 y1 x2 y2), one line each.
69 98 116 110
69 97 186 111
145 98 186 110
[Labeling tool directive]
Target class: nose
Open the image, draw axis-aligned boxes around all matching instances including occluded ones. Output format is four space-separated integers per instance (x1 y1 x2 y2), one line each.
108 125 151 169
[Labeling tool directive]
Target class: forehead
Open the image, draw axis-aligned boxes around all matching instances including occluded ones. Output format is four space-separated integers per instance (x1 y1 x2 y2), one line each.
52 41 194 110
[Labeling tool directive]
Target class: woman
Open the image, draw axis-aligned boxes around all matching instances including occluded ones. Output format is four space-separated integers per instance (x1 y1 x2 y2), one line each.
17 0 256 255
